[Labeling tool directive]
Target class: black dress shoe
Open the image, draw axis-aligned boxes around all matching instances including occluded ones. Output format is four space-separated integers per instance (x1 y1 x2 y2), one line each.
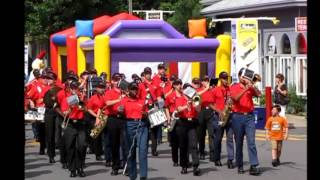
200 154 205 160
39 150 45 155
152 151 159 156
111 169 118 176
277 158 281 165
62 163 68 169
193 167 201 176
49 157 56 163
173 162 179 167
77 168 86 177
227 160 235 169
214 160 222 166
249 165 261 176
96 155 103 161
105 161 112 167
238 166 245 174
140 177 147 180
272 159 278 167
181 167 188 174
70 170 77 177
124 169 129 176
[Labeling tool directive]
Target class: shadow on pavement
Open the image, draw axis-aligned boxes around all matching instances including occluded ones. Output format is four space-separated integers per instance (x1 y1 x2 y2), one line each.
25 170 52 178
85 169 108 176
85 161 105 167
148 177 175 180
25 162 52 170
157 149 171 154
25 158 47 164
201 167 217 174
259 166 279 173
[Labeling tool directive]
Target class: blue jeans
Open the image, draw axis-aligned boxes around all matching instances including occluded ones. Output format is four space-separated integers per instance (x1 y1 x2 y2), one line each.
231 113 259 167
126 120 149 180
211 113 235 161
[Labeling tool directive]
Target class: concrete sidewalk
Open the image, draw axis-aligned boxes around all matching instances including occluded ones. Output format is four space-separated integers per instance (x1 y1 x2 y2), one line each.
286 114 307 128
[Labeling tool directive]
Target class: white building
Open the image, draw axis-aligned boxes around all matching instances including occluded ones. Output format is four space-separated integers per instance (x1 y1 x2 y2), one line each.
201 0 307 96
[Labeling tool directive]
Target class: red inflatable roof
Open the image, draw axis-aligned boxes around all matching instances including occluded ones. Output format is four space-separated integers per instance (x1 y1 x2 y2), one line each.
51 12 140 37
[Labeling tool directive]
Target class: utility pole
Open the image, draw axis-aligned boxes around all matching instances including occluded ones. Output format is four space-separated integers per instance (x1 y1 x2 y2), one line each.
128 0 133 14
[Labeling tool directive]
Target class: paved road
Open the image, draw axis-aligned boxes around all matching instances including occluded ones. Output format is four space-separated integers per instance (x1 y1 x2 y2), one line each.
25 124 306 180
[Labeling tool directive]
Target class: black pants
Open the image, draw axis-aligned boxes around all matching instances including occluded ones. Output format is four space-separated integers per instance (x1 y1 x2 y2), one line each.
197 108 214 159
64 120 87 171
55 113 63 148
56 115 67 164
44 108 57 158
150 125 161 153
107 116 126 170
84 113 103 157
169 128 179 163
37 122 46 152
176 119 199 168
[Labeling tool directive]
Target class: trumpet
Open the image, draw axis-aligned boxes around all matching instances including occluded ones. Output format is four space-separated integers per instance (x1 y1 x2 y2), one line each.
252 74 261 84
192 94 201 106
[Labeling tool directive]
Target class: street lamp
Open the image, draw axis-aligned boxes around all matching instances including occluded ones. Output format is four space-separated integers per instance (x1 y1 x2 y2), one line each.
128 0 132 14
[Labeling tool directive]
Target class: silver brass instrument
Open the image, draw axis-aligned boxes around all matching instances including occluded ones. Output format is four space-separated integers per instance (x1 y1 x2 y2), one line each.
90 108 108 139
168 110 179 132
183 86 201 106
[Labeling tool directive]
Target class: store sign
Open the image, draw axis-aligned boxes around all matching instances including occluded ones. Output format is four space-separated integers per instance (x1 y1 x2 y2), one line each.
295 17 307 32
146 11 162 20
236 19 259 76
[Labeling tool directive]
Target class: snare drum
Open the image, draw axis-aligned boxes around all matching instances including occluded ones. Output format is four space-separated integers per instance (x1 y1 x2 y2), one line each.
148 108 167 128
25 107 46 123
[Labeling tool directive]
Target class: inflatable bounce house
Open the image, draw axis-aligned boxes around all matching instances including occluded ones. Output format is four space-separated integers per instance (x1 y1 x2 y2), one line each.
50 12 232 82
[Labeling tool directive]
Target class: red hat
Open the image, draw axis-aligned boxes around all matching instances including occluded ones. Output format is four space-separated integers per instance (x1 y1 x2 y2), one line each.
36 50 46 59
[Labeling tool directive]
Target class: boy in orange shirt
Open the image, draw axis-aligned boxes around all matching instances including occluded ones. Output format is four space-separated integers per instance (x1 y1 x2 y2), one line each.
265 104 288 167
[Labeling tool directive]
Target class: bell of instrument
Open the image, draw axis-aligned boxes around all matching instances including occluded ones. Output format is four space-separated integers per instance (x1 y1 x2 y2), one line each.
192 94 201 106
90 109 108 139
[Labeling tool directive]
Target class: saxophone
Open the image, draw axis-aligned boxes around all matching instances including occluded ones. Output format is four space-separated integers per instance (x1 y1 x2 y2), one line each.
90 108 108 139
219 97 233 127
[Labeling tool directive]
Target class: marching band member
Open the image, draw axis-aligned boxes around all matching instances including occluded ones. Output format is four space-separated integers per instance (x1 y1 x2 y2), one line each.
164 76 180 167
120 82 149 180
194 76 215 161
140 67 159 156
230 68 261 175
55 74 79 169
174 80 201 176
61 81 87 177
42 71 62 164
25 71 49 156
85 81 106 161
209 72 235 168
103 73 127 175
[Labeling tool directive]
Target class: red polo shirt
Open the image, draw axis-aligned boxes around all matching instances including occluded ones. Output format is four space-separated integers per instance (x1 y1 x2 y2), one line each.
139 81 157 104
56 89 72 106
230 83 256 113
200 88 215 108
212 86 230 111
104 88 121 115
27 82 50 108
60 96 84 120
175 95 197 119
165 90 177 113
121 97 145 120
87 94 105 114
152 73 162 87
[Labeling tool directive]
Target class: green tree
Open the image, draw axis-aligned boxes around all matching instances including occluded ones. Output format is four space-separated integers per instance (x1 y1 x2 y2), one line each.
25 0 127 40
166 0 203 36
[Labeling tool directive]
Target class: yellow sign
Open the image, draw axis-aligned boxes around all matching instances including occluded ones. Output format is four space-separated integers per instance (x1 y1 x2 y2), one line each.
236 19 259 74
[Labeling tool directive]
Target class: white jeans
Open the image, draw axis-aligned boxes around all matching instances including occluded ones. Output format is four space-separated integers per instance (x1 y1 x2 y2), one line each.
280 105 286 117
